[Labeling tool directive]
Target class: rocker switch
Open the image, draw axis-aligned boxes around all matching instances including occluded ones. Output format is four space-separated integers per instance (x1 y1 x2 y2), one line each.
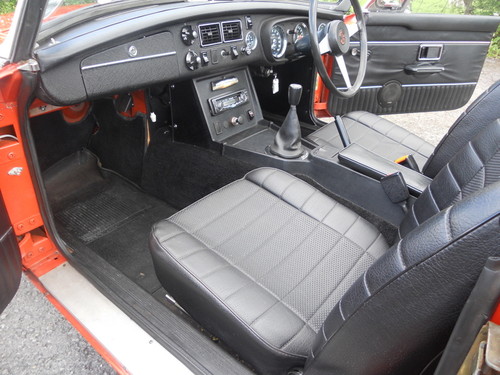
230 46 239 59
201 52 210 66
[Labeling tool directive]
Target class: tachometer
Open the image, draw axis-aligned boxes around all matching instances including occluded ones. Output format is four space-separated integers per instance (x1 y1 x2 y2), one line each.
270 25 286 58
293 22 308 43
245 31 258 50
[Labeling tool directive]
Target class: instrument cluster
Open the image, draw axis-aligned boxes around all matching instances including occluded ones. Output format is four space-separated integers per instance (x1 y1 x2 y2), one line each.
267 20 314 61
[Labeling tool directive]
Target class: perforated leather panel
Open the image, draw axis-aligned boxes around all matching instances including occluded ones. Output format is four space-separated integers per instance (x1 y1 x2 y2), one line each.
150 168 388 374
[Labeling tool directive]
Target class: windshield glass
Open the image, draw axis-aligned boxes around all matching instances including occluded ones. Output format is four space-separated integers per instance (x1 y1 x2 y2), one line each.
43 1 99 22
0 1 102 44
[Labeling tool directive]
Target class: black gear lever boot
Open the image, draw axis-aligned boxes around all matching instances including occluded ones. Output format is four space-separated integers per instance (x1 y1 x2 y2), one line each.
270 84 305 159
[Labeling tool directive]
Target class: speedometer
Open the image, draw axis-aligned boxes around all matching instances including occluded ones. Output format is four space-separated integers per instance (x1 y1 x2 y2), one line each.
270 25 286 58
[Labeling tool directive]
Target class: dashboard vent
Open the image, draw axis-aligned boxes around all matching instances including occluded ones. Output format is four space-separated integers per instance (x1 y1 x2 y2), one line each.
222 20 242 42
199 23 222 46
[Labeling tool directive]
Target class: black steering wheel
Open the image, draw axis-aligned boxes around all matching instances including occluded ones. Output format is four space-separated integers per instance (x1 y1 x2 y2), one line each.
309 0 368 98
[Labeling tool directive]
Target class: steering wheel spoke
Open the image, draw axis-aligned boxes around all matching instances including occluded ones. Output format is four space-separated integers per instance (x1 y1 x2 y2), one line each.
318 33 332 55
309 0 367 98
336 55 352 89
347 22 359 37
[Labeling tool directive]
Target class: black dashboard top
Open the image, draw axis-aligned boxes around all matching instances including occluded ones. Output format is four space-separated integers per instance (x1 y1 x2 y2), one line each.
34 1 341 105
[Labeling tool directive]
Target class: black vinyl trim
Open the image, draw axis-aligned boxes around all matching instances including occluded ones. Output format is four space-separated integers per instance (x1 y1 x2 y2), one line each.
365 13 499 33
18 72 253 374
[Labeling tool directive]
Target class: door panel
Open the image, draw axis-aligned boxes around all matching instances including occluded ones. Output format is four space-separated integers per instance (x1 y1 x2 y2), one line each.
328 14 499 115
0 191 22 314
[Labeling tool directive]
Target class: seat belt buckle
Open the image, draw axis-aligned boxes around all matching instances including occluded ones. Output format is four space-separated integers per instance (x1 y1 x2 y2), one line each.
381 172 410 212
394 154 420 172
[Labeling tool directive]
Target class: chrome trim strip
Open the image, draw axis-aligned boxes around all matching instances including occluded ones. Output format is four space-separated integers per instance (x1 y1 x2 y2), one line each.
350 40 490 45
401 82 477 87
358 85 383 89
337 82 477 90
81 51 176 70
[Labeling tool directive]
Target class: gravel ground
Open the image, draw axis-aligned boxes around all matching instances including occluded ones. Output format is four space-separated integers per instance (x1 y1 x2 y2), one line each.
0 59 498 375
0 275 115 375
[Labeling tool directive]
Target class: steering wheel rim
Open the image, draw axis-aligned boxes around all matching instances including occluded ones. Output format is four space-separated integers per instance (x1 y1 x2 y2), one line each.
309 0 368 98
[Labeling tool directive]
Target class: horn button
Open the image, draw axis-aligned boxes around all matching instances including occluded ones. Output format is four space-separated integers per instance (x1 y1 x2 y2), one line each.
328 20 350 55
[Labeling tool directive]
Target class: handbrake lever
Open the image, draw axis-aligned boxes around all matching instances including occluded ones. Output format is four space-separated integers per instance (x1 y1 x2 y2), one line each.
335 115 351 147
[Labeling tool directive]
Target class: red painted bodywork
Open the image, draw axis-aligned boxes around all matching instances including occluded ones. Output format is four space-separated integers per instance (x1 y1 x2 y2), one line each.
0 64 64 276
0 4 91 44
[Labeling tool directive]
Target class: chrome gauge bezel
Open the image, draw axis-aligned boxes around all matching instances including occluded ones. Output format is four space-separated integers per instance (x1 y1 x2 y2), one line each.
270 24 287 59
293 22 308 43
245 30 258 50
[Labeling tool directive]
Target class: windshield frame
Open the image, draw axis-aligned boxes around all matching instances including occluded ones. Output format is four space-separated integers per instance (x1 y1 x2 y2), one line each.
1 0 49 64
37 0 187 42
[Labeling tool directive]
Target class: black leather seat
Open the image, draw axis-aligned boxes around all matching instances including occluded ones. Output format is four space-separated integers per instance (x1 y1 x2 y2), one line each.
150 119 500 374
307 81 500 175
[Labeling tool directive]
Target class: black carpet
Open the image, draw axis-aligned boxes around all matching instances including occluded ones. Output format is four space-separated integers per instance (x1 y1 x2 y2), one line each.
30 110 95 171
45 150 176 293
89 100 146 184
142 129 256 209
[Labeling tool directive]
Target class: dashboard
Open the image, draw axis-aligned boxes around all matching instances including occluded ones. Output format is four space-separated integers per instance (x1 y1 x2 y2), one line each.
34 1 339 105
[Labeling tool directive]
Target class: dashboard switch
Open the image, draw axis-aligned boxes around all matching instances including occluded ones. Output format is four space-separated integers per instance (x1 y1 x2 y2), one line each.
201 52 210 66
247 109 255 120
214 121 223 135
212 49 219 64
230 46 239 59
231 116 244 126
245 16 253 29
181 25 198 46
185 50 201 70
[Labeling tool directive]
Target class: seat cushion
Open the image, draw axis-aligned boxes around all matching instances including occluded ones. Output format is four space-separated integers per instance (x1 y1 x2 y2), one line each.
307 111 434 170
150 168 389 374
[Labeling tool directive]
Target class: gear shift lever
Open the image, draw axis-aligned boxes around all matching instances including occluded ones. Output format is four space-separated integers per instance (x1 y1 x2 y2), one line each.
270 84 305 159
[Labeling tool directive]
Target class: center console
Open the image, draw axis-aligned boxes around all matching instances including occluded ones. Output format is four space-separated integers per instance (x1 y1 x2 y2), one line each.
193 68 264 142
190 68 420 227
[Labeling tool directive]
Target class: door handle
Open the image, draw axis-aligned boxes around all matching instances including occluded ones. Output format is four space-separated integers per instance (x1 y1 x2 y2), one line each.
405 64 445 74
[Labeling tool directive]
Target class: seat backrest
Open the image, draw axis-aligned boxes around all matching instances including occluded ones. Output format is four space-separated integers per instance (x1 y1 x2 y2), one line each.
304 180 500 375
423 81 500 178
399 118 499 238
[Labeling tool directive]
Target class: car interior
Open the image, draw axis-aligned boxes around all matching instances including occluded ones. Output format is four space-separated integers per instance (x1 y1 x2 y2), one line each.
20 0 500 374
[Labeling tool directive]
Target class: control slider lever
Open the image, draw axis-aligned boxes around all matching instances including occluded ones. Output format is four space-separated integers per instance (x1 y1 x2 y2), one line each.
335 115 351 148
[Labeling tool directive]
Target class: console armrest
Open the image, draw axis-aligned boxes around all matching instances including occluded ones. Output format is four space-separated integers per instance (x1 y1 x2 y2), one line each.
338 144 432 195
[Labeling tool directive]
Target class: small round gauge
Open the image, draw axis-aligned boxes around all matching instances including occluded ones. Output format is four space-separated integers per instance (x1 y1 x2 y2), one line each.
317 23 328 41
293 22 308 43
245 31 258 50
270 24 287 59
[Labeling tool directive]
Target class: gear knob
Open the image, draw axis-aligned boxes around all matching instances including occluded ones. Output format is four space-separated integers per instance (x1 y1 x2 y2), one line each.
288 84 302 106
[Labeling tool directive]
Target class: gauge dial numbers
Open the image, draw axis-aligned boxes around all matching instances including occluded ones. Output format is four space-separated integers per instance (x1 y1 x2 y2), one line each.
293 22 308 43
245 31 258 50
270 24 287 59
